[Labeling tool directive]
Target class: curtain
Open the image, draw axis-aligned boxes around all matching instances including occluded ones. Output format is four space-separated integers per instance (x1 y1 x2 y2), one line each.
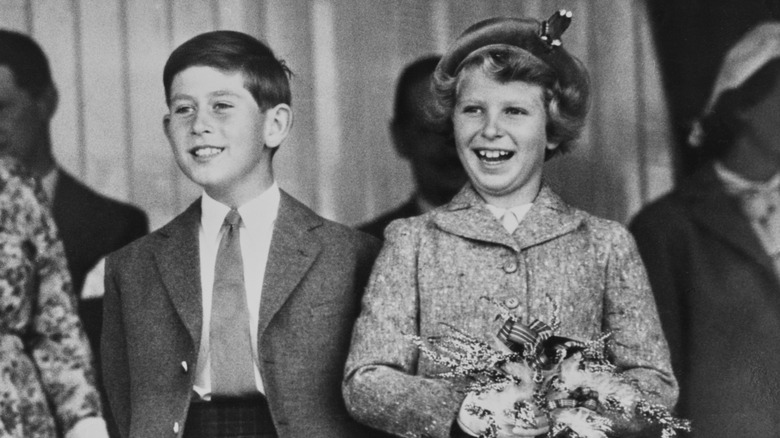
0 0 673 228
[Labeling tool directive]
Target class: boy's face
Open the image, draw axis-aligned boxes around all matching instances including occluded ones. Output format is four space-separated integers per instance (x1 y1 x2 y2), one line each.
164 66 277 206
452 68 557 208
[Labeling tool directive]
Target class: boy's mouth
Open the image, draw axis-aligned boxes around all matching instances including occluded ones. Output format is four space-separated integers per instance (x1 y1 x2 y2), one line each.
474 149 514 163
190 146 225 158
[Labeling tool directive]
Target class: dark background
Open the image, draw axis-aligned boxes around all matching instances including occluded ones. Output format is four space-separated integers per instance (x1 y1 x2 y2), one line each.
647 0 780 178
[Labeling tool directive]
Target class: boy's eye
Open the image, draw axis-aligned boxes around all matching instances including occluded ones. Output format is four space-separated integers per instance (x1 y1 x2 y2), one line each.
172 105 194 115
213 102 234 111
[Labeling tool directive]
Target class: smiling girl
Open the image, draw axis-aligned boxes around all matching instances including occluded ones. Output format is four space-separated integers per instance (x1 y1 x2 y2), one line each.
344 12 677 438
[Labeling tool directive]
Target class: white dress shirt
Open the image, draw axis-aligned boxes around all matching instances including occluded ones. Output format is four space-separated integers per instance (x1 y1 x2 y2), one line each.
193 184 280 399
485 202 534 233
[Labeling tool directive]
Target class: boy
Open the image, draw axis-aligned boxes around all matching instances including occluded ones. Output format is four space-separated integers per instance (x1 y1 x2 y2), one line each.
101 30 381 438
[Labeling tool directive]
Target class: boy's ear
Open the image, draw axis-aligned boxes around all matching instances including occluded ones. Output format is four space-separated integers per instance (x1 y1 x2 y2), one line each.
162 114 172 141
263 103 292 149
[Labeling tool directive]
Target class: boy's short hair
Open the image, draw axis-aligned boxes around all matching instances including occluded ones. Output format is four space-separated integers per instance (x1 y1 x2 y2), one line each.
163 30 292 110
0 29 54 99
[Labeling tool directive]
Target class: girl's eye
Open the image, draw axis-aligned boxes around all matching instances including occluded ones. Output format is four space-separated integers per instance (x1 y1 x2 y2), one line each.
214 102 234 111
461 105 482 114
505 107 527 116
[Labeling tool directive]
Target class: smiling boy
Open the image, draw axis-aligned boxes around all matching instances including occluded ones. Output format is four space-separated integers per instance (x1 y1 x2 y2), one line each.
101 31 381 438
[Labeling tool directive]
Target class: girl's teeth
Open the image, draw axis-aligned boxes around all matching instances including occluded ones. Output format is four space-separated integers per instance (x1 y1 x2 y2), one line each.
476 150 511 159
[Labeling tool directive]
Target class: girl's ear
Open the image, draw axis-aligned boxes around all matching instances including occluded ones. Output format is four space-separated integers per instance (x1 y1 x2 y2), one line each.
263 103 293 149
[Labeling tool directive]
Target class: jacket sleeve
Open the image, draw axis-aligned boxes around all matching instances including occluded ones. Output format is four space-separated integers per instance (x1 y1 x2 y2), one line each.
343 220 465 438
101 254 131 436
601 225 679 434
27 184 103 433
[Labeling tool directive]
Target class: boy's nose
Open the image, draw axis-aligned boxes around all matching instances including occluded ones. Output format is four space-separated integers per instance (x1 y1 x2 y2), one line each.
191 111 213 134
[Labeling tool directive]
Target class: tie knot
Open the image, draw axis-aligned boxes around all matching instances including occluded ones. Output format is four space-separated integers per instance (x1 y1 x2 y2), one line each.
224 209 242 228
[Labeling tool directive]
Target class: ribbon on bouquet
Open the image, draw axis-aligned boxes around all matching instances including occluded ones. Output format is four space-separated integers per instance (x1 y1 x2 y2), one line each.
497 317 553 351
497 317 587 368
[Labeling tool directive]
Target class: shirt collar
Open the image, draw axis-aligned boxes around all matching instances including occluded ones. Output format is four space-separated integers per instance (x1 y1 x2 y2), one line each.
714 161 780 195
40 166 59 203
484 202 534 223
201 183 281 242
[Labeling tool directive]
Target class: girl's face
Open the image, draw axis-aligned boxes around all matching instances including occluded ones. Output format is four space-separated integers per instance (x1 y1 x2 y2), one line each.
452 68 558 208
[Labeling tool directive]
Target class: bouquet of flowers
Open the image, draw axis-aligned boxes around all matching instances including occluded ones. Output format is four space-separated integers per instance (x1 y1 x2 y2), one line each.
408 299 690 438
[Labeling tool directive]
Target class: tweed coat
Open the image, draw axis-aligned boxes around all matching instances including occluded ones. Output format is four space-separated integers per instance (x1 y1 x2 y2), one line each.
630 163 780 438
344 184 678 438
101 190 384 438
358 198 421 240
0 159 102 437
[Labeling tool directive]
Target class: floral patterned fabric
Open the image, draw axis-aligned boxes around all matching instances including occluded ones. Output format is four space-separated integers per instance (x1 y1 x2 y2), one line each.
0 158 102 437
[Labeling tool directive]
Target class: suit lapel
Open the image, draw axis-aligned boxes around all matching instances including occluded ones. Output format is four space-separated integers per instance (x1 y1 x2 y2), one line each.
155 200 203 348
434 184 581 251
257 191 322 338
684 166 777 278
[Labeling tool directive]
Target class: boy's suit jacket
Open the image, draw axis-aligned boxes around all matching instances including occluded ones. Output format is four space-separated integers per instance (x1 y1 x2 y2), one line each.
101 190 383 438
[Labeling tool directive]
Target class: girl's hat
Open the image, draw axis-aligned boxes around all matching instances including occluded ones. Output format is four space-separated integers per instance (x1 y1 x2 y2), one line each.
435 10 588 95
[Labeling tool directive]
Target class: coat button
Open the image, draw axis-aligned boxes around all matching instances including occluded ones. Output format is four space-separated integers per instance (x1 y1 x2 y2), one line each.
173 421 180 433
504 297 520 309
181 361 188 373
503 261 518 273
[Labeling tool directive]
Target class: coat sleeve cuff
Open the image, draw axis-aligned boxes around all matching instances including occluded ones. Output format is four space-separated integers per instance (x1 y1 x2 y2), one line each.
65 416 109 438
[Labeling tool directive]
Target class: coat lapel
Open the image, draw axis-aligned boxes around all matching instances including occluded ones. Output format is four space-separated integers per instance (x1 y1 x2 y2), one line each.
684 166 777 278
434 184 581 251
155 200 203 348
257 191 322 339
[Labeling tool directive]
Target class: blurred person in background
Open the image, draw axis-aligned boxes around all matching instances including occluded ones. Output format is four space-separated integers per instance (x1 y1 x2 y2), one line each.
630 22 780 437
359 55 467 239
0 30 149 437
0 157 107 437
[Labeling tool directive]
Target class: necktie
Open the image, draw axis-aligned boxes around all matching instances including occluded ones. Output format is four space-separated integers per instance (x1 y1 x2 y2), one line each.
501 210 520 234
210 209 257 396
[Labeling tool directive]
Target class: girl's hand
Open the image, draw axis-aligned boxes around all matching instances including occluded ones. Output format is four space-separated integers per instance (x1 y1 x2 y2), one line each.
457 383 550 437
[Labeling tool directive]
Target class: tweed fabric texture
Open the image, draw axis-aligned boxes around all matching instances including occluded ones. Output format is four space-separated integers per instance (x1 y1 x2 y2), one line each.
103 191 389 438
344 183 678 438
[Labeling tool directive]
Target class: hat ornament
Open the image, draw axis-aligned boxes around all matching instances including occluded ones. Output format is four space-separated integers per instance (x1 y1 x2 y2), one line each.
540 9 572 50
